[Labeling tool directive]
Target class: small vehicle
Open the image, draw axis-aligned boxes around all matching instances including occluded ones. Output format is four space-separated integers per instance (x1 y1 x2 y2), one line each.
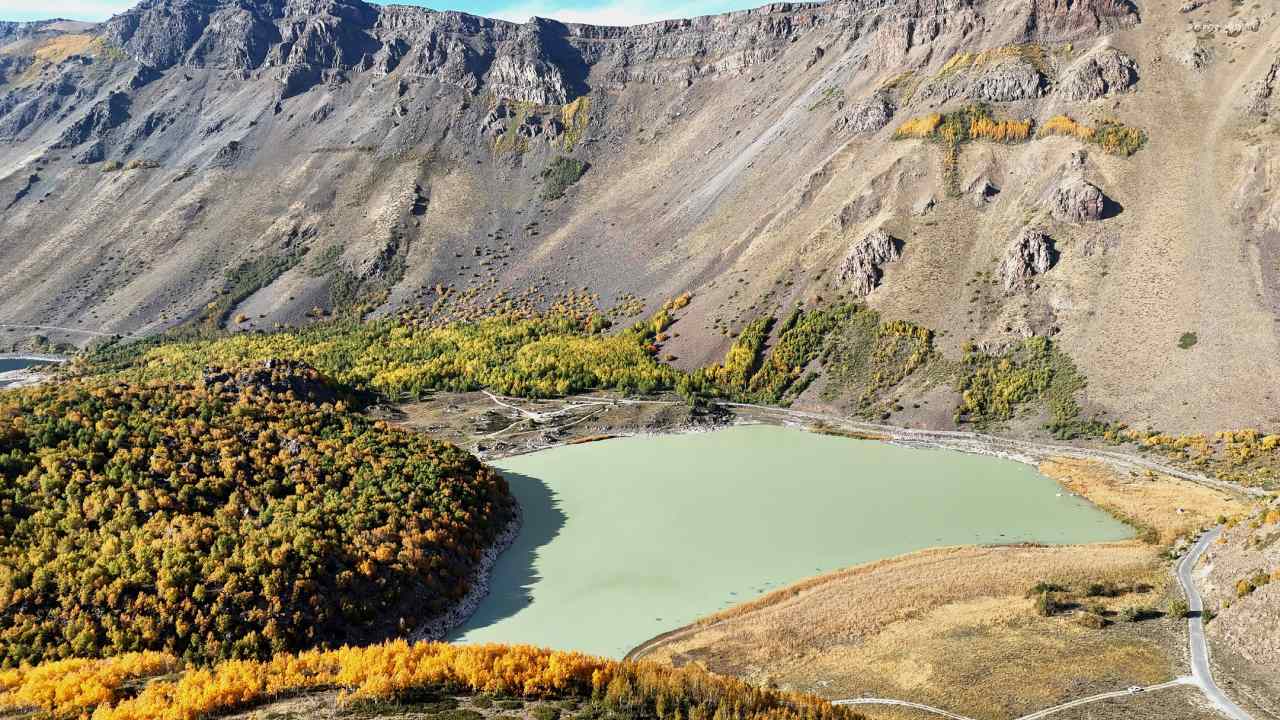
1128 686 1144 694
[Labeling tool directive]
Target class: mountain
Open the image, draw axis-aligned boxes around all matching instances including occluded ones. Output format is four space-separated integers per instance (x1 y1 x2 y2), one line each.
1 0 1278 434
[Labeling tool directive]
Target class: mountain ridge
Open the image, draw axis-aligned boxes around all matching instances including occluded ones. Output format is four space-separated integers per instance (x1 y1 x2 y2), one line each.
2 0 1278 435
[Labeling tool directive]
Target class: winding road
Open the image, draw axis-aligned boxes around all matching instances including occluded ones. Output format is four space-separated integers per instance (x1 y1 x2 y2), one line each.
0 323 120 338
1178 527 1253 720
830 525 1252 720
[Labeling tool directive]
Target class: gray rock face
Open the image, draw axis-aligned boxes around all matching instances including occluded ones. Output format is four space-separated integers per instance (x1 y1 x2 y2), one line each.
838 228 901 298
1050 177 1109 223
53 92 131 150
998 227 1056 293
969 61 1046 102
1057 47 1138 101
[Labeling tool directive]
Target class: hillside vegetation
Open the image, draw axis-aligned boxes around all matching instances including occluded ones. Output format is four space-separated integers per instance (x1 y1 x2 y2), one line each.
0 362 515 666
0 641 866 720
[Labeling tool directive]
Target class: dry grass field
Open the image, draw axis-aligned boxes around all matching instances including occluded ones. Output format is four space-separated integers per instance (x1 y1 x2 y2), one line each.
633 459 1252 720
1040 459 1243 544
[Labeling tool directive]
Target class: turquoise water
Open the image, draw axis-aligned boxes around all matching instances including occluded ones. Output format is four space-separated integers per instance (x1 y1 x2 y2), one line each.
450 425 1131 657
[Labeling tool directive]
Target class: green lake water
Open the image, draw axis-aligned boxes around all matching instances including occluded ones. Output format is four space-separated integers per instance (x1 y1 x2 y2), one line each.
450 424 1131 658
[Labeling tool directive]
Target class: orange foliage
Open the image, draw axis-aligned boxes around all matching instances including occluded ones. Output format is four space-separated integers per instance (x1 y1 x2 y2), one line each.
0 642 862 720
893 113 942 139
970 115 1031 143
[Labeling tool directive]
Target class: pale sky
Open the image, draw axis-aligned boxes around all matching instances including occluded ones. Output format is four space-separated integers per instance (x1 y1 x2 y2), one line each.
0 0 756 25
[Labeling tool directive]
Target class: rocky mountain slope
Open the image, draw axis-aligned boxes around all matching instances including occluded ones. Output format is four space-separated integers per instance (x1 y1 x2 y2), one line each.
1 0 1279 433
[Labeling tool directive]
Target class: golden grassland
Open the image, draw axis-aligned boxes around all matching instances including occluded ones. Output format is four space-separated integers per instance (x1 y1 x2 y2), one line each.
1039 458 1243 545
633 462 1252 720
5 35 113 86
0 642 864 720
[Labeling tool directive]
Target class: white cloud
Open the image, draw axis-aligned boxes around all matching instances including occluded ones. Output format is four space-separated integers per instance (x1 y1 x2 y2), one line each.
0 0 133 22
489 0 724 26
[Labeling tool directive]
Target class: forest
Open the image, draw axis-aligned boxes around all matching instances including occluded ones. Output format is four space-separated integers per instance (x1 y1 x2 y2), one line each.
0 362 516 666
0 641 867 720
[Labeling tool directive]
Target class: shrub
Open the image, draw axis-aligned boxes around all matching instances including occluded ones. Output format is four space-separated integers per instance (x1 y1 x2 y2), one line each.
1178 332 1198 349
954 336 1090 433
1169 598 1189 618
1075 612 1107 629
542 157 588 200
0 366 515 666
1038 115 1146 156
534 705 563 720
1026 581 1068 597
1120 606 1160 623
1034 591 1061 617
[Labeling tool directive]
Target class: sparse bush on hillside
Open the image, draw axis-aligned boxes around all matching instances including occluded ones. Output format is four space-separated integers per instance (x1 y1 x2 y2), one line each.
1038 115 1146 156
542 157 588 200
953 336 1093 435
202 251 307 329
819 306 934 415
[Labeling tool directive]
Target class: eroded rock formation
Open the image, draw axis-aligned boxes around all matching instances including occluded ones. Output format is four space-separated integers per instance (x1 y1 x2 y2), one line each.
998 227 1056 293
1057 47 1138 101
838 228 901 298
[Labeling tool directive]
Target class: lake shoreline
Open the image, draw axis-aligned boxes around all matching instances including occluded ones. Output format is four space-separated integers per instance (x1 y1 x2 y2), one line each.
450 425 1135 657
0 355 67 389
467 396 1255 499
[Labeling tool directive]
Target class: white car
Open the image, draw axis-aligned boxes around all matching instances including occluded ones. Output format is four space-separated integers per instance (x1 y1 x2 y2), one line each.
1128 686 1144 694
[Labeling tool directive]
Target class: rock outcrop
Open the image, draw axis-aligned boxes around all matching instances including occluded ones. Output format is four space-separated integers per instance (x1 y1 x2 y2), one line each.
1049 177 1109 223
998 228 1056 293
53 92 131 150
1043 151 1113 223
1057 47 1138 101
835 95 894 135
969 61 1046 103
838 228 901 298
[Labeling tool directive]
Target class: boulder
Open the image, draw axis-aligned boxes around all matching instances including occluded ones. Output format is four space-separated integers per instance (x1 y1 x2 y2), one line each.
1057 48 1139 101
999 228 1056 293
838 228 901 297
1050 177 1109 223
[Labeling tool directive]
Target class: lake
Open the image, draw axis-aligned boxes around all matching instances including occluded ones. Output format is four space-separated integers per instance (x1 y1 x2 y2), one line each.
0 358 56 388
450 425 1131 657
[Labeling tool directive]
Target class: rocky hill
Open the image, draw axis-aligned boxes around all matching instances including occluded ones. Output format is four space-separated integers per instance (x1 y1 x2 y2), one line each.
1 0 1279 433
